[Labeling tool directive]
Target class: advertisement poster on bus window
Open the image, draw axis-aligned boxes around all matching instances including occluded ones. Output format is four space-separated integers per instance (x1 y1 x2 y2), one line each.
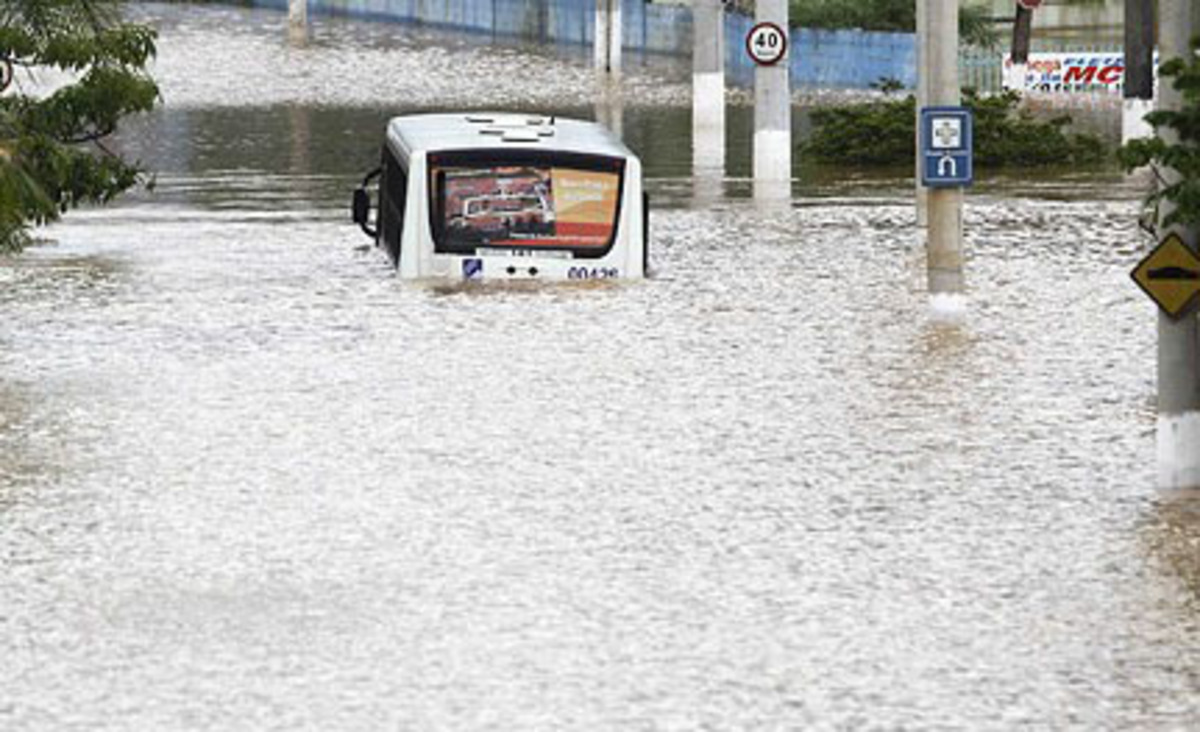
1002 52 1159 95
440 166 619 250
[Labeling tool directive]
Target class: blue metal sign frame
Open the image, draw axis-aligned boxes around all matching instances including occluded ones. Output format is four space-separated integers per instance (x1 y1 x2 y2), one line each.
920 107 974 188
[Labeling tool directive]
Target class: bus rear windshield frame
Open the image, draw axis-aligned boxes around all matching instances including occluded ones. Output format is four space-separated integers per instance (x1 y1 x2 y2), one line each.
428 149 626 259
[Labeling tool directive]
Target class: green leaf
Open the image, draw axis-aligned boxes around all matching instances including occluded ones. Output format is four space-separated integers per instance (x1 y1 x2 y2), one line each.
1119 35 1200 231
0 0 158 252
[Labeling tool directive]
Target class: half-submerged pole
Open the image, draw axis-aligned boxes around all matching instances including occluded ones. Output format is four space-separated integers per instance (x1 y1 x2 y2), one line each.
595 0 622 80
289 0 307 29
916 0 929 226
288 0 308 44
753 0 791 200
1156 0 1200 490
693 0 726 183
925 0 965 302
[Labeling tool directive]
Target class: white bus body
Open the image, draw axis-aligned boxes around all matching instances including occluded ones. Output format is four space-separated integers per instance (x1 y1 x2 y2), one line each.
352 114 648 281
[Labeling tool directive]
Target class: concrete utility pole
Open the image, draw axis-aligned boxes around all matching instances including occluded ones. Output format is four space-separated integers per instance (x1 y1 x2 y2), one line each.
754 0 791 198
1123 0 1155 143
595 83 624 138
1156 0 1200 491
693 0 726 179
595 0 622 79
287 0 308 44
289 0 307 29
916 0 929 226
925 0 965 299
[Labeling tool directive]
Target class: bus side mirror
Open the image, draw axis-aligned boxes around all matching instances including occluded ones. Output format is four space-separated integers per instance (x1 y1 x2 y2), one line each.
352 188 370 226
352 166 382 239
352 187 378 239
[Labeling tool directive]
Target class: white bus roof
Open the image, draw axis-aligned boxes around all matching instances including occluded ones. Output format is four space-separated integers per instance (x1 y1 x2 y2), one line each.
386 113 634 161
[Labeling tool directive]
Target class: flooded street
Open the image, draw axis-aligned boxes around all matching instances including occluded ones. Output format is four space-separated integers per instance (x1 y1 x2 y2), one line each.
2 4 1199 729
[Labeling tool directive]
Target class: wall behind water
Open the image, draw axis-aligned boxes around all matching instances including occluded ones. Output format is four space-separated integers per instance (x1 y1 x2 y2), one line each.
251 0 916 90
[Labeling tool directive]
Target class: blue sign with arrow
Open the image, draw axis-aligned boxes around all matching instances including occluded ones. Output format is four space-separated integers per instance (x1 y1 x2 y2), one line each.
920 107 973 188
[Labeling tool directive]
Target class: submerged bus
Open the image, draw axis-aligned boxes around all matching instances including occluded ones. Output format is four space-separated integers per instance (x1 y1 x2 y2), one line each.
352 114 648 281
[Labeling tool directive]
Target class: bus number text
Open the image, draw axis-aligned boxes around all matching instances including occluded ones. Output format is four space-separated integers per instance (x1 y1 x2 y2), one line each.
568 267 620 280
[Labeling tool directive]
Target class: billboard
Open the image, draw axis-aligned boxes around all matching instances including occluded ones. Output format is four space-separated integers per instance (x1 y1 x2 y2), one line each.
437 165 620 250
1002 52 1159 95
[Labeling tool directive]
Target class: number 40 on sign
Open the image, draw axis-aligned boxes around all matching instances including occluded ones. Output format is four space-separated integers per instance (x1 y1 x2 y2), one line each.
746 22 789 67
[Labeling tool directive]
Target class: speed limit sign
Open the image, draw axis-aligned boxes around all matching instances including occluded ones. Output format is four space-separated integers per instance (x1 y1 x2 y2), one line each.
0 58 12 94
746 22 789 67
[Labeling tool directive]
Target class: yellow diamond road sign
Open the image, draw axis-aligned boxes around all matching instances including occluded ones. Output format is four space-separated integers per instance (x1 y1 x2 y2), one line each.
1132 234 1200 319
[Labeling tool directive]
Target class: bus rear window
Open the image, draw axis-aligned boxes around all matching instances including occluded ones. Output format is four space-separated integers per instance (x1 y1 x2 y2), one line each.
431 161 623 253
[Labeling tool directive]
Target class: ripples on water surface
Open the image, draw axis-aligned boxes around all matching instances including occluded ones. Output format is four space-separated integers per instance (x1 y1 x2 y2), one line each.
1 4 1198 730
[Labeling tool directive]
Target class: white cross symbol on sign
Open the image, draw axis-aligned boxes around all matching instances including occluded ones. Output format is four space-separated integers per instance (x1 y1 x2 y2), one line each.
932 118 962 149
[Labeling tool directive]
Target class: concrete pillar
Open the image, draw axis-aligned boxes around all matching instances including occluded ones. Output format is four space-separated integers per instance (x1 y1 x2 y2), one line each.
289 0 307 28
753 0 791 199
288 0 308 44
1124 99 1157 144
916 0 929 227
595 0 622 79
693 0 726 180
1156 0 1200 490
925 0 965 302
595 83 624 139
1123 0 1156 144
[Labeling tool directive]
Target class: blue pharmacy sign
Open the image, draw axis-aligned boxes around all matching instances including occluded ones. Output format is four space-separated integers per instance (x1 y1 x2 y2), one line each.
920 107 974 188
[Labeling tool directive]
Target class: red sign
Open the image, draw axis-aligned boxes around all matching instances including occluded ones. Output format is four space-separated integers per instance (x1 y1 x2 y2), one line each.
1017 0 1043 9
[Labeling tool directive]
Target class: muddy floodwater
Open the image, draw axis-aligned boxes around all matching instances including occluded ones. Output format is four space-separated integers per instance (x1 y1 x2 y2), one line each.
2 5 1198 730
